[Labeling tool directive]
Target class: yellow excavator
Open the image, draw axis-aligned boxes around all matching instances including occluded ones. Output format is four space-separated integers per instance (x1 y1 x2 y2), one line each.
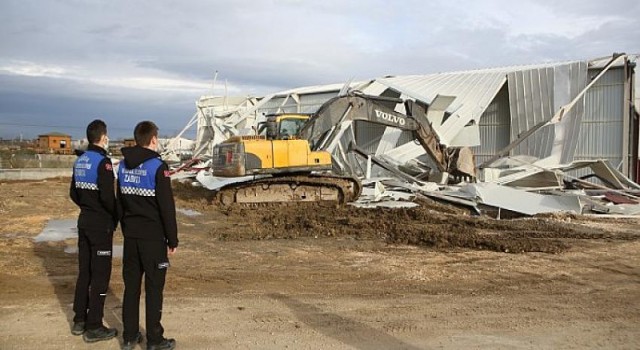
212 113 361 205
211 92 475 206
213 114 332 177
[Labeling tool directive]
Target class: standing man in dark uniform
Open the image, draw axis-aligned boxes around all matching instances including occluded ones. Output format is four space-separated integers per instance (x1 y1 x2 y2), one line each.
69 119 119 343
118 121 178 350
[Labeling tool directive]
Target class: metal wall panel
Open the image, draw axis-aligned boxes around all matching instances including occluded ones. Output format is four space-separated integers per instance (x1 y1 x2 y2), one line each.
571 68 626 179
509 67 555 158
559 61 588 163
508 62 587 162
258 96 288 115
299 92 338 107
298 92 338 113
473 84 510 166
353 121 386 154
256 91 339 116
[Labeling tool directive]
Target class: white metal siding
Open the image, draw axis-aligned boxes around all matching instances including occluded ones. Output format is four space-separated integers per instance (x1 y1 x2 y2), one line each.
508 62 587 162
354 121 386 155
298 92 338 113
473 84 510 166
572 68 626 179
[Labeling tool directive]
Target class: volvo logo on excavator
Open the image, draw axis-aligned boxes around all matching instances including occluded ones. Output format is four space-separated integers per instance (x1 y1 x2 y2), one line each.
374 109 406 126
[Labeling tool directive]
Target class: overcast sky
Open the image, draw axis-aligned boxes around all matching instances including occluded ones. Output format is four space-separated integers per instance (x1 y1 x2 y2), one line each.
0 0 638 139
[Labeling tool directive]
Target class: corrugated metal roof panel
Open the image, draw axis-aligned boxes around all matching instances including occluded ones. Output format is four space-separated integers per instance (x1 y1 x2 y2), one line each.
376 71 508 146
276 81 368 96
266 60 591 126
588 54 636 69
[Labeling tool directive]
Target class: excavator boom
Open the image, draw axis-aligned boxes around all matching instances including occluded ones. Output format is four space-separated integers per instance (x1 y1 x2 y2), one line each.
299 93 475 178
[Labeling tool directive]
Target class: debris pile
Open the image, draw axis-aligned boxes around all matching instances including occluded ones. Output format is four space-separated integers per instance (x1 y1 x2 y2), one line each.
350 159 640 218
169 53 640 218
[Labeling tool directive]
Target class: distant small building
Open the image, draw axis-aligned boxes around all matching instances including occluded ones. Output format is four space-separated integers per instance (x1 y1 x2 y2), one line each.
123 138 136 148
38 132 72 154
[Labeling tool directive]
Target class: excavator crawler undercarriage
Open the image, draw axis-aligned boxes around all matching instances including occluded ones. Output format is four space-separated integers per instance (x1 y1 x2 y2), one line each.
215 174 362 207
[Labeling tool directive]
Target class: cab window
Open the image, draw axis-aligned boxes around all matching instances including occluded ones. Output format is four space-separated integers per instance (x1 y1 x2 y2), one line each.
279 119 306 138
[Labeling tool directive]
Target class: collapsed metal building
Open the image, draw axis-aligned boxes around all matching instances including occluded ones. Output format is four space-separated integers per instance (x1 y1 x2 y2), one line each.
180 53 639 216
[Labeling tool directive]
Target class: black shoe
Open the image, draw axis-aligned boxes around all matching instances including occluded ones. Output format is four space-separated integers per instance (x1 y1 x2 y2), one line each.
147 338 176 350
82 326 118 343
122 332 143 350
71 321 85 336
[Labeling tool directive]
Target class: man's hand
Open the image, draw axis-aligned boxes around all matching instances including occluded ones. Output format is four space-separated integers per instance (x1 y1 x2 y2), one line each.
168 247 177 255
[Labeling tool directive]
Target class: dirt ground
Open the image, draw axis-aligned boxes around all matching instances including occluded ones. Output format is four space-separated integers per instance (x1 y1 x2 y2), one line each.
0 178 639 349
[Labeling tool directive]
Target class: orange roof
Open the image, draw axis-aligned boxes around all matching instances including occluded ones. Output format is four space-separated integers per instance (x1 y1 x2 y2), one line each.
38 132 71 137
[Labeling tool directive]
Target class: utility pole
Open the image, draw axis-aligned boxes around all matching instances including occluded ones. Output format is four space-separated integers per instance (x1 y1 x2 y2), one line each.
212 70 218 95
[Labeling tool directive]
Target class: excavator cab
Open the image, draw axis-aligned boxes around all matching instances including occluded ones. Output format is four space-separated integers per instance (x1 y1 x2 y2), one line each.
257 114 310 140
212 113 333 178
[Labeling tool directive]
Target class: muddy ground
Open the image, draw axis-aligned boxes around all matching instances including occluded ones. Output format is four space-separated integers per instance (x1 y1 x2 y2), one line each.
0 178 639 349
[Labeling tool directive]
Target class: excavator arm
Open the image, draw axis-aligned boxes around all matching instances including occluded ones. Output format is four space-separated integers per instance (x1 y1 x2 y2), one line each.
298 92 475 179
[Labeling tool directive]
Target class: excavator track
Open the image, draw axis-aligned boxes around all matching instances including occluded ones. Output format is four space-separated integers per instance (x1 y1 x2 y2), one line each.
215 174 362 207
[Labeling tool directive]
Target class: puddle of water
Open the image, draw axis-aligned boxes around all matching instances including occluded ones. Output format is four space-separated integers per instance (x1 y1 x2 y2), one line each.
177 208 202 217
35 219 125 258
34 219 77 242
33 219 122 258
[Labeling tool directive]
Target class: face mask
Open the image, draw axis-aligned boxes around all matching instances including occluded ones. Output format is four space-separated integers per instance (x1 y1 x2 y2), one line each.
103 136 110 150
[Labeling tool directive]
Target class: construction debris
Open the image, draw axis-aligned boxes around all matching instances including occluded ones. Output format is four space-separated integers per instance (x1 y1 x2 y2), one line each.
167 53 640 218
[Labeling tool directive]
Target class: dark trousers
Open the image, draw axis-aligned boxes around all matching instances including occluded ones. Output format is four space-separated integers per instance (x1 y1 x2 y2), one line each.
122 237 169 344
73 228 114 329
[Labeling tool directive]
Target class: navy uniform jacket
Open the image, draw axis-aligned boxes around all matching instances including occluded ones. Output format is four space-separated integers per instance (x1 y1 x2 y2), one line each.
70 144 118 232
117 146 178 248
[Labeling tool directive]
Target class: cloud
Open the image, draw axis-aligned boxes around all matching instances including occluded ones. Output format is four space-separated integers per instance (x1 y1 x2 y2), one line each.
449 0 628 39
0 0 638 139
0 60 215 100
0 61 68 78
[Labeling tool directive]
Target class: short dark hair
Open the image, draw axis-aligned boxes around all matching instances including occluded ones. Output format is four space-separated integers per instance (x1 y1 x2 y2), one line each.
134 121 159 147
87 119 107 144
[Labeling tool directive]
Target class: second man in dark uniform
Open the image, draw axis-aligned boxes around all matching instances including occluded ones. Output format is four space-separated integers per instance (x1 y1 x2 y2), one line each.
118 121 178 350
